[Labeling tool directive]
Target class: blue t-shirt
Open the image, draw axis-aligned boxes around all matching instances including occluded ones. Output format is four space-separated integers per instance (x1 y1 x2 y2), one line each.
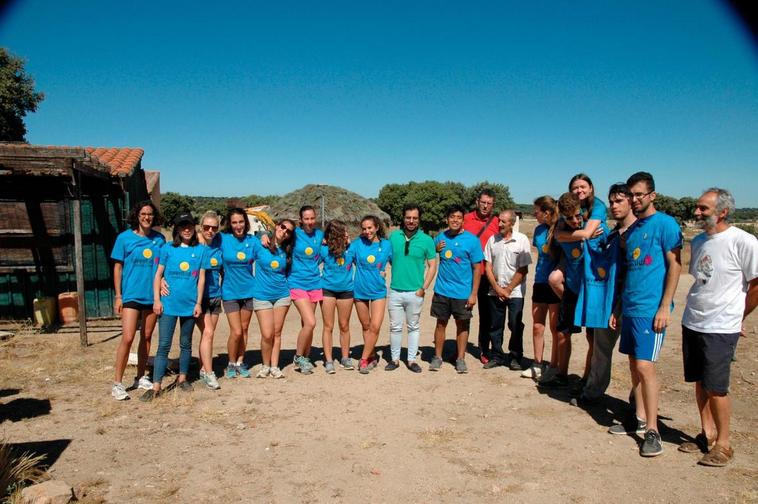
219 232 257 301
320 244 355 293
557 238 584 295
532 224 557 284
351 238 392 300
111 229 166 305
622 212 683 318
587 198 608 222
575 223 615 328
201 236 223 300
252 239 290 301
434 230 484 300
287 227 324 290
159 244 204 317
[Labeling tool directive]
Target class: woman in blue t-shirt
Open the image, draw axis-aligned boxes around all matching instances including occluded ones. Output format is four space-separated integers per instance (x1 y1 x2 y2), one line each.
287 206 325 375
252 219 296 379
196 211 223 390
319 220 355 373
526 196 561 381
110 200 166 401
140 213 205 402
220 208 257 379
352 215 392 374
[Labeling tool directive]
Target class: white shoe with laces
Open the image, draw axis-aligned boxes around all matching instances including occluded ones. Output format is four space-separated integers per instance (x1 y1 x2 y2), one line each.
112 382 129 400
137 375 153 390
521 364 543 380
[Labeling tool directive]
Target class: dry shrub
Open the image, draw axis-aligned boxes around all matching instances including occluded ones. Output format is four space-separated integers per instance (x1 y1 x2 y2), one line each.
0 439 48 500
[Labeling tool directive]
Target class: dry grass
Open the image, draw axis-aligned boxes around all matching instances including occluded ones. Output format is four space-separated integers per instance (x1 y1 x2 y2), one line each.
0 439 48 501
418 426 459 444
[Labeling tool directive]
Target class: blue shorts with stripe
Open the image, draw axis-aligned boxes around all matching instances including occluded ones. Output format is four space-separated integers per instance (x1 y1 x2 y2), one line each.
619 316 665 362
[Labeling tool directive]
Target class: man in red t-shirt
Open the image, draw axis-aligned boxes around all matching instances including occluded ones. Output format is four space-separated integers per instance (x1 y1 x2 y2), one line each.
463 189 501 364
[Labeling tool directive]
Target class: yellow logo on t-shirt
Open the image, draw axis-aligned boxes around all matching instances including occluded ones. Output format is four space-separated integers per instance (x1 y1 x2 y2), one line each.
541 244 549 254
305 247 314 256
179 261 190 272
444 250 453 259
336 257 345 266
597 267 606 278
142 248 152 259
367 255 376 264
632 247 641 260
210 258 218 267
270 260 279 269
237 252 246 261
571 248 580 258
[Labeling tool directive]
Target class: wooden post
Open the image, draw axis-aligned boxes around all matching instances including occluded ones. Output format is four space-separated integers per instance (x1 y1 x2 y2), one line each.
72 168 88 347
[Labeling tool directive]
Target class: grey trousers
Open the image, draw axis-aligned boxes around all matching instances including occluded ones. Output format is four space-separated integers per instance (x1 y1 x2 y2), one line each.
582 326 620 400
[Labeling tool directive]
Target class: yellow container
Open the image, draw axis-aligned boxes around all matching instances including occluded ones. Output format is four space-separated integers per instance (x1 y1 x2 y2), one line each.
33 297 57 327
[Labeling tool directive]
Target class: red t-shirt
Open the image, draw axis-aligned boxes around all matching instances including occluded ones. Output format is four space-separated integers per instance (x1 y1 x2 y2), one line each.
463 211 500 273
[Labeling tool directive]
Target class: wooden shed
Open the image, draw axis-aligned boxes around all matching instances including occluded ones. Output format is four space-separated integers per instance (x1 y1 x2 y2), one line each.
0 143 153 338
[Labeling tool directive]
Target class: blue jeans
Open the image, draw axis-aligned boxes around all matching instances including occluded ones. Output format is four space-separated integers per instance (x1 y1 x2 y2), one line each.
488 296 525 363
388 289 424 362
153 314 195 384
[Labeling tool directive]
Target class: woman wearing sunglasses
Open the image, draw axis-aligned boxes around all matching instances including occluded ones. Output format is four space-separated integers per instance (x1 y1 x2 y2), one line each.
197 211 223 389
252 219 296 379
319 220 356 373
110 200 166 401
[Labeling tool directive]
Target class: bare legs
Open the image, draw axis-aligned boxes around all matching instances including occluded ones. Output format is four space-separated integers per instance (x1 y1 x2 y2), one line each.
321 297 353 362
226 308 253 365
355 299 385 361
114 308 157 383
195 312 219 374
256 306 290 368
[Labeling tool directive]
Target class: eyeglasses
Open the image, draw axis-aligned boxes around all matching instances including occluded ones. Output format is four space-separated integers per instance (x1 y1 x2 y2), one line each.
139 212 154 217
279 224 294 234
631 191 653 200
202 225 219 232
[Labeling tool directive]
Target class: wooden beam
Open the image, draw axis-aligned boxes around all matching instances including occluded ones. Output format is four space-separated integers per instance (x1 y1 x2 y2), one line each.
71 171 88 347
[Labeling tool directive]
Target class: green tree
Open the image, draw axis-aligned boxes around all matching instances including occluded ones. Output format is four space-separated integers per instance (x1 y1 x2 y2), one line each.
465 181 515 212
160 192 195 226
0 48 44 141
377 180 467 231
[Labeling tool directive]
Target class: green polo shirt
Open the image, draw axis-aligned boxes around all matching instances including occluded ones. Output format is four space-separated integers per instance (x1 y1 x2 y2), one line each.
389 229 436 291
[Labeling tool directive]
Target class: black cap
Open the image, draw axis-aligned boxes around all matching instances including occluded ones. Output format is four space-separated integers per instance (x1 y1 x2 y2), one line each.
174 213 195 226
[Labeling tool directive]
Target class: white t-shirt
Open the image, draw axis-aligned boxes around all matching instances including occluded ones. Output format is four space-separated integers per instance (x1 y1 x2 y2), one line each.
483 231 532 298
682 226 758 333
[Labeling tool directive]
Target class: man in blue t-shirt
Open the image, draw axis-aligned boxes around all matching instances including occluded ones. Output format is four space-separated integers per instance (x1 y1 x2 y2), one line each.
611 172 682 458
431 205 484 374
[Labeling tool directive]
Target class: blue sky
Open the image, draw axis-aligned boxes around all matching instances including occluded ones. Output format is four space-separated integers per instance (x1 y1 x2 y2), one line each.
1 1 756 205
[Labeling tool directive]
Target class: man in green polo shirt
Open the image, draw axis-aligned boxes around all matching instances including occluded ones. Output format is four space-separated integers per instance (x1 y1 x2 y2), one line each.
386 203 438 373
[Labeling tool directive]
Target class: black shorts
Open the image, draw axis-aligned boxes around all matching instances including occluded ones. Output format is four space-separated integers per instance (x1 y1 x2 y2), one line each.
122 301 153 312
201 296 223 315
430 293 472 321
682 326 739 395
322 289 354 300
532 282 560 305
556 288 581 334
222 298 254 313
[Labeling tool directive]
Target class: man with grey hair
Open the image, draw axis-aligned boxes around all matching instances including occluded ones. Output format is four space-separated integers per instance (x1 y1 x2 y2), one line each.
482 210 532 369
680 188 758 466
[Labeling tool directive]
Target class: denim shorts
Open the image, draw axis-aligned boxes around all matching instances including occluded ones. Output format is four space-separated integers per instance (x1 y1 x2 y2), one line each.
222 298 254 313
253 296 292 311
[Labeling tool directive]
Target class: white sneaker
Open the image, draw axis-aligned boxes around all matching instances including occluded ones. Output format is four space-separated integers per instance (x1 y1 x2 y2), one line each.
201 370 221 390
539 366 558 383
137 376 153 390
270 367 284 379
112 382 129 400
256 366 271 379
521 364 543 380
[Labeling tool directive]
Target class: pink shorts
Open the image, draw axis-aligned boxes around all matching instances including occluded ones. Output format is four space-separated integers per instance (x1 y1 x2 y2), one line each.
289 288 324 303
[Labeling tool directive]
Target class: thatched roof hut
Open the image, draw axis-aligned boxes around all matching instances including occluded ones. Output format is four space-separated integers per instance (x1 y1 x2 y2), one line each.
267 184 391 231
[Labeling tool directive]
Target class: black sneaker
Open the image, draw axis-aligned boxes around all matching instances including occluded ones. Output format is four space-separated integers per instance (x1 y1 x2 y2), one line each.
139 389 158 402
385 361 400 371
483 359 502 369
640 429 663 457
508 358 523 371
537 374 568 389
608 417 647 435
407 362 422 373
179 381 194 392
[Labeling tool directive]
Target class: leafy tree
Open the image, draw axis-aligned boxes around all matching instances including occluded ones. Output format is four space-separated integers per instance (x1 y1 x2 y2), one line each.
245 194 279 207
465 181 515 212
160 192 195 226
0 48 44 141
377 180 467 231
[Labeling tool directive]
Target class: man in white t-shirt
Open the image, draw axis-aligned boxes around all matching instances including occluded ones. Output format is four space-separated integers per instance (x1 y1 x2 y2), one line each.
482 210 532 370
680 188 758 467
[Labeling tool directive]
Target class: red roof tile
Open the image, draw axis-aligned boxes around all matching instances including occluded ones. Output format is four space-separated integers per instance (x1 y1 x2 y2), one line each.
85 146 144 176
0 143 144 176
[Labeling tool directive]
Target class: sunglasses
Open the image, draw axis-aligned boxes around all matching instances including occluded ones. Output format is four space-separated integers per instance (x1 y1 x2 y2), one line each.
279 224 294 234
202 225 219 232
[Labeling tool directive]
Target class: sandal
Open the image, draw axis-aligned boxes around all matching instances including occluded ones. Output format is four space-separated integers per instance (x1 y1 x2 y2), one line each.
678 433 713 454
698 444 734 467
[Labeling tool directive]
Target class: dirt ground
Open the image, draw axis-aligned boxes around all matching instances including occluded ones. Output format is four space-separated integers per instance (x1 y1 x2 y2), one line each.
1 227 757 503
